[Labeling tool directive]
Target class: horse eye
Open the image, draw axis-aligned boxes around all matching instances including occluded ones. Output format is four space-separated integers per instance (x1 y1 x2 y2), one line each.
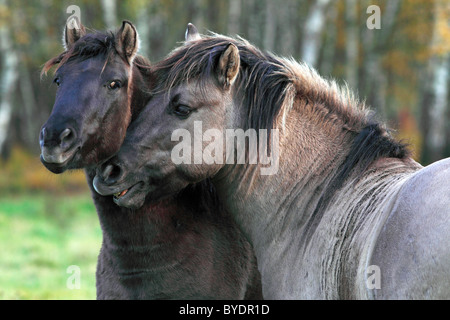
173 105 192 118
53 77 61 87
108 80 122 90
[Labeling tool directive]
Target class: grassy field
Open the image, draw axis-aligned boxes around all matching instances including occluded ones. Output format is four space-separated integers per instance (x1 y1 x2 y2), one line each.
0 192 102 300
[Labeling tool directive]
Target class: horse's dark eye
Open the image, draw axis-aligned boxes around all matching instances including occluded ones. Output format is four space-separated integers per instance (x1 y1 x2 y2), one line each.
108 80 122 90
53 77 61 87
173 105 192 118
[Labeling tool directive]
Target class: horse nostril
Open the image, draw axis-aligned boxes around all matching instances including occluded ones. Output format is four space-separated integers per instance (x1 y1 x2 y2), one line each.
102 164 114 180
59 128 75 148
59 128 71 140
101 163 122 184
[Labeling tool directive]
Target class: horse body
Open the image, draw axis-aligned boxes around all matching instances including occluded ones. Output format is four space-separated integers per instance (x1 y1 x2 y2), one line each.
41 21 262 300
94 29 450 299
370 157 450 299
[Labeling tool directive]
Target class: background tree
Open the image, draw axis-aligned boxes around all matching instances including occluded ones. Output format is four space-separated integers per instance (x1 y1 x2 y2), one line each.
0 0 448 165
420 0 450 163
0 0 18 159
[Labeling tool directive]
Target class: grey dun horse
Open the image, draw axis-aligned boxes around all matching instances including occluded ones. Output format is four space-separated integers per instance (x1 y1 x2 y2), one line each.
94 25 450 299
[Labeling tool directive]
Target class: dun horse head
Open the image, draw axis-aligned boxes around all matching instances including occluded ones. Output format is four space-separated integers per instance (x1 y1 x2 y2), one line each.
93 25 268 208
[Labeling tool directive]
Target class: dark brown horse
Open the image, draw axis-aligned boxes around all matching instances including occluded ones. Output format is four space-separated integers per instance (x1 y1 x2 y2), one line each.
41 18 262 299
94 25 450 299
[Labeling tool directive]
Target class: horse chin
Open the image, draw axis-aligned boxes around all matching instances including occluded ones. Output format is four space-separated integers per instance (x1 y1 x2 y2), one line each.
113 187 146 210
40 154 77 174
40 147 82 174
113 181 183 210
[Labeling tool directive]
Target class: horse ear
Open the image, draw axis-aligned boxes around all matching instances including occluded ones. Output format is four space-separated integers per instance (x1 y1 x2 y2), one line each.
116 20 139 64
217 43 240 90
63 16 86 51
185 23 201 42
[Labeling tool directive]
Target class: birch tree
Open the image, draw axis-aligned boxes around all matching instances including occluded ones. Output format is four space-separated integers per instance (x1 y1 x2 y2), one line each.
101 0 117 29
421 0 450 163
0 0 18 158
301 0 331 68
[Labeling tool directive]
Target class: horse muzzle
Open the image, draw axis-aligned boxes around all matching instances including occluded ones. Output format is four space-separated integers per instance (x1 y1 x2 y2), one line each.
39 125 80 171
93 175 146 209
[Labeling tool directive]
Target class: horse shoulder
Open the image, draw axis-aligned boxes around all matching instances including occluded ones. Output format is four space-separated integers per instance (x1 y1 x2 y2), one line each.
369 157 450 299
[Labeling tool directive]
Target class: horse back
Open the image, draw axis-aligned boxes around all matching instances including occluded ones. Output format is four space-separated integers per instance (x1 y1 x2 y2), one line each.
370 157 450 299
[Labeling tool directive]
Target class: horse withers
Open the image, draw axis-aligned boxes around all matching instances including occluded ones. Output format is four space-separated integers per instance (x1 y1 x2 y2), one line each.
41 19 262 299
94 24 450 299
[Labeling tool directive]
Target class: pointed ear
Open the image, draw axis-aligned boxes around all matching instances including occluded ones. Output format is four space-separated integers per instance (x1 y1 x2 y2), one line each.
216 43 240 89
185 23 201 42
116 20 139 64
63 16 86 51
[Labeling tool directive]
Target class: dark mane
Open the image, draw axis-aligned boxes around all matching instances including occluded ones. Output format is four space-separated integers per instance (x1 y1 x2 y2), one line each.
41 30 152 76
42 31 115 75
155 34 409 157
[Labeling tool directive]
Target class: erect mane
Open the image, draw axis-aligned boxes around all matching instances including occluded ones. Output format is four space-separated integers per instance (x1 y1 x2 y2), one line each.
41 30 152 77
153 35 295 134
154 33 410 216
42 30 116 76
153 35 372 134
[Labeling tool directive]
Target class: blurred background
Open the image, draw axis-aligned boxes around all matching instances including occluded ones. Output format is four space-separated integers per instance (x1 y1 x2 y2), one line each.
0 0 449 299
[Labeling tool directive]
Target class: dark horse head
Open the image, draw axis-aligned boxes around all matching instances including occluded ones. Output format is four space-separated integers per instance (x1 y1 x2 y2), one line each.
40 17 151 173
40 22 263 300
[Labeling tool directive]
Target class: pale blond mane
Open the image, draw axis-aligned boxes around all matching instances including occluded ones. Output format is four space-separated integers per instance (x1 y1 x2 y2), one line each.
274 57 370 133
155 33 370 136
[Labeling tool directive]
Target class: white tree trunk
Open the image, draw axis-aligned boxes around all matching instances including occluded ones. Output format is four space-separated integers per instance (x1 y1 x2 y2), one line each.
101 0 117 29
0 3 19 155
428 56 449 158
427 1 450 161
301 0 331 68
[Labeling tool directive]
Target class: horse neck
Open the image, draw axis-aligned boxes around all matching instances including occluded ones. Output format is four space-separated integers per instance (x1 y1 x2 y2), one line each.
216 102 352 246
215 99 420 298
85 169 189 271
129 64 153 121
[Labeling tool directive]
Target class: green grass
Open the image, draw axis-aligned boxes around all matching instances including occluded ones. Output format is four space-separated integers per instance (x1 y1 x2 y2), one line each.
0 192 102 300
